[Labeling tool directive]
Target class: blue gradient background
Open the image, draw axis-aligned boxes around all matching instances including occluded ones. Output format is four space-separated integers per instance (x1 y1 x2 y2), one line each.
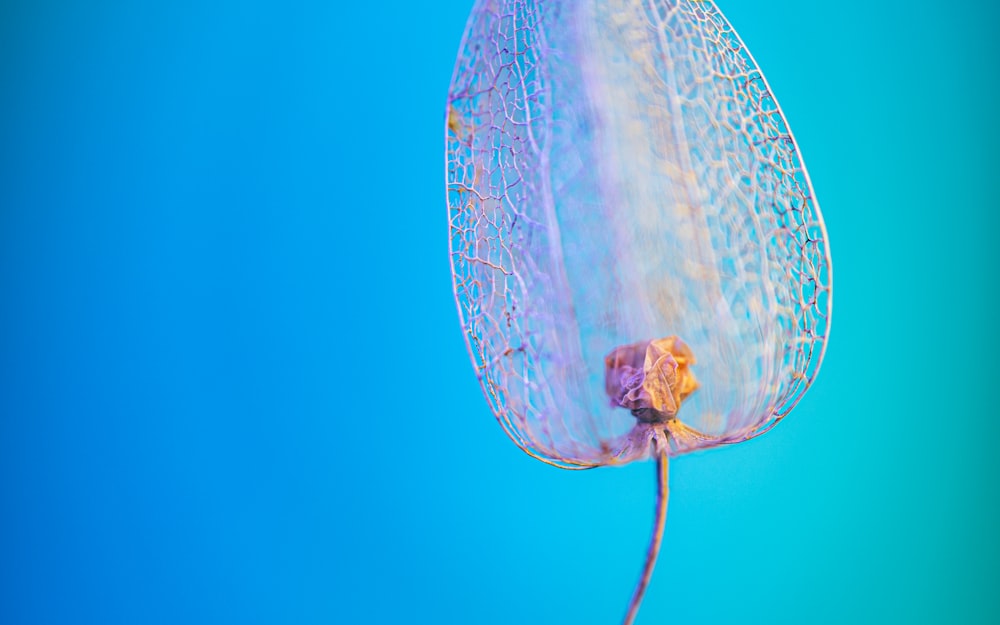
1 1 997 624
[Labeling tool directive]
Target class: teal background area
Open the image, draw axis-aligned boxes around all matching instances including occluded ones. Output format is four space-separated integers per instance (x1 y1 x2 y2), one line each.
0 1 997 624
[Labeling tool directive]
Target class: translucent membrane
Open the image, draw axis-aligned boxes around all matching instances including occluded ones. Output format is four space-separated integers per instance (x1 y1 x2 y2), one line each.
446 0 831 468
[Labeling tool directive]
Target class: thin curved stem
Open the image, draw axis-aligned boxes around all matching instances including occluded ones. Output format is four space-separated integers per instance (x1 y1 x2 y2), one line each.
622 443 670 625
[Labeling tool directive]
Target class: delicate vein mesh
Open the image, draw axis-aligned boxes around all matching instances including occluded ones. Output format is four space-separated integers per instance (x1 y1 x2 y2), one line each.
446 0 831 466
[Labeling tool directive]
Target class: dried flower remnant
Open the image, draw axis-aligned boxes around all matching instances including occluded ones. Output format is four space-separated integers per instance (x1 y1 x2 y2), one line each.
605 336 699 424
